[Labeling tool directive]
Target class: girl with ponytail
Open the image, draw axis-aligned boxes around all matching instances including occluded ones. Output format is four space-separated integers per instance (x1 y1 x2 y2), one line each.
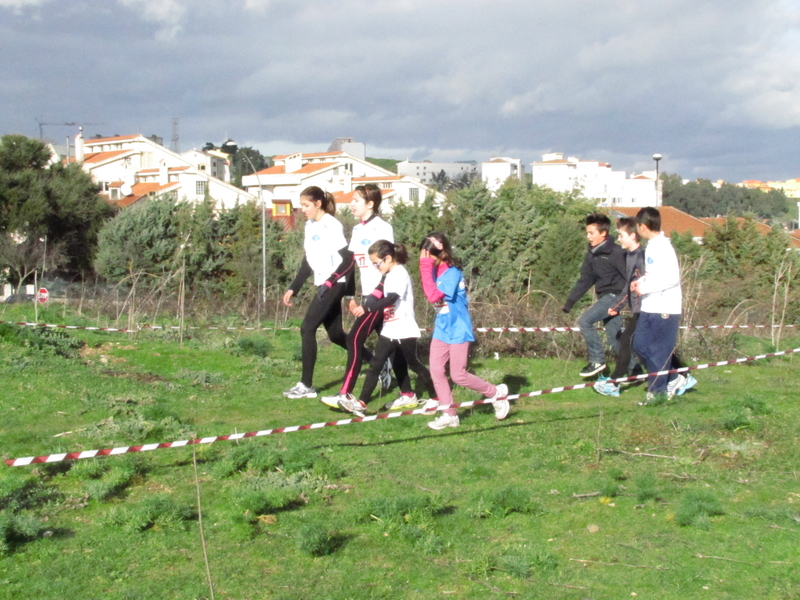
281 186 353 399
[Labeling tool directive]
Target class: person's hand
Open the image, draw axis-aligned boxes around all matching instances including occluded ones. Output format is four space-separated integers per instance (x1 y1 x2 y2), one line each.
282 290 294 306
317 282 332 298
352 305 366 317
608 309 618 317
348 298 359 315
420 249 431 260
630 280 640 294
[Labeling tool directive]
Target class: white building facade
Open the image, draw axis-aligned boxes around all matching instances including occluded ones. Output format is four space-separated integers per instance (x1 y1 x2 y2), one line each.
481 157 524 193
397 160 479 185
71 132 254 208
242 151 445 220
531 153 661 207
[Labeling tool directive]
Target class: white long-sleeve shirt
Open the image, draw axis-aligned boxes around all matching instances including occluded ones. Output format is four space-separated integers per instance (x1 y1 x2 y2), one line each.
637 233 682 315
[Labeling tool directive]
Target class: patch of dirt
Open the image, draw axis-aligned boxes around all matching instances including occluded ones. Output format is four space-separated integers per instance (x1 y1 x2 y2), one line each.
80 344 115 358
101 370 169 383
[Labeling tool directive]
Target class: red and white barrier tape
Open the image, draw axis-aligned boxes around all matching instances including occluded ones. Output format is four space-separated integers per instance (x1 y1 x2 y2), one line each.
1 319 796 335
5 346 797 468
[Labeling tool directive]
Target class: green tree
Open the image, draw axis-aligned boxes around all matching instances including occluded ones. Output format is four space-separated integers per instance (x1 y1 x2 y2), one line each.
430 169 449 193
0 134 111 284
662 173 790 220
94 194 181 282
231 147 268 189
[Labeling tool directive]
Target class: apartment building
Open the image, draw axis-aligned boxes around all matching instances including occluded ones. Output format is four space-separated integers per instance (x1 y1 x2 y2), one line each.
241 150 445 227
396 159 479 185
531 152 660 207
68 131 254 208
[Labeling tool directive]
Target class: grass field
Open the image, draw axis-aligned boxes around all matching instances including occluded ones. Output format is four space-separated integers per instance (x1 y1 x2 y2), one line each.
0 304 799 599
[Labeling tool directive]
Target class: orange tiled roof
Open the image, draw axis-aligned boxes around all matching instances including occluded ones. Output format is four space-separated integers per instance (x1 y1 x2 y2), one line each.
296 162 336 174
333 189 396 204
137 166 190 174
252 162 337 176
107 181 180 208
62 150 132 165
273 151 344 160
83 150 131 164
610 206 711 238
256 165 285 175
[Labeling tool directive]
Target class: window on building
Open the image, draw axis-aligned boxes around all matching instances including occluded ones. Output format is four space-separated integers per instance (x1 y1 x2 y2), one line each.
110 188 119 200
196 181 207 195
382 183 390 189
409 188 419 202
274 202 290 216
333 167 339 175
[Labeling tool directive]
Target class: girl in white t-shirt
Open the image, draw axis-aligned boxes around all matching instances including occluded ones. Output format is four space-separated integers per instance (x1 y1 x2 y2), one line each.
320 185 403 408
337 240 437 417
282 186 353 399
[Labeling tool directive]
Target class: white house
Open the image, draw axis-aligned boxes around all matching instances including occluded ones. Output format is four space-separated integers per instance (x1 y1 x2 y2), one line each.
181 148 232 183
241 151 445 224
396 160 479 185
68 131 255 209
481 157 524 193
530 152 661 206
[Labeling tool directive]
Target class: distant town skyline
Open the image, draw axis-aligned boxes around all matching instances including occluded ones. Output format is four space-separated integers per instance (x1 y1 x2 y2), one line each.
2 0 799 183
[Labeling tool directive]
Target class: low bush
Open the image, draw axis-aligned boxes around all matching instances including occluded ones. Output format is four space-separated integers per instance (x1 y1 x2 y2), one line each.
469 486 542 519
675 489 725 527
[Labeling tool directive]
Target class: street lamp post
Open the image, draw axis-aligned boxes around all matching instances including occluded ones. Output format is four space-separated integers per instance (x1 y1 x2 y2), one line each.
652 154 662 206
222 140 267 306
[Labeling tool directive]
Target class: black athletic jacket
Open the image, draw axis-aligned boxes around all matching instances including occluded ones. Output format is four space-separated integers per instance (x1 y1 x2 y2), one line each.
563 238 627 312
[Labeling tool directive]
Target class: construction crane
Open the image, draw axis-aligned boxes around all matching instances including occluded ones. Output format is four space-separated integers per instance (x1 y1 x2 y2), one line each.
35 119 107 141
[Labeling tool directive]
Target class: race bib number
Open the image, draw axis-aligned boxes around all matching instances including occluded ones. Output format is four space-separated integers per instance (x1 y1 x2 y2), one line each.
383 306 397 322
434 300 449 315
355 253 368 268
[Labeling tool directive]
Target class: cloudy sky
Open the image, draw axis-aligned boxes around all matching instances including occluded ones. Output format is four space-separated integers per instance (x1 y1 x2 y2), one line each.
2 0 799 182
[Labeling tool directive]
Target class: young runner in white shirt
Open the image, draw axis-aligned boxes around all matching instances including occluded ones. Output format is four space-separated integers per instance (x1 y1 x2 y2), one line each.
282 186 353 399
337 240 437 417
320 185 405 409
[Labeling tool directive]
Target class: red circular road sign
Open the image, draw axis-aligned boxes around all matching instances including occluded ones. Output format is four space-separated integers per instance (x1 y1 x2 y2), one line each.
38 288 49 303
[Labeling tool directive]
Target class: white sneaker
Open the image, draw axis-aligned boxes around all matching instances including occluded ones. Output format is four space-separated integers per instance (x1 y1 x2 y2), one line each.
420 399 440 413
337 394 367 417
678 374 697 396
486 383 510 420
379 358 392 389
638 392 657 406
384 393 419 410
667 374 687 400
283 382 317 399
427 413 459 430
320 393 347 408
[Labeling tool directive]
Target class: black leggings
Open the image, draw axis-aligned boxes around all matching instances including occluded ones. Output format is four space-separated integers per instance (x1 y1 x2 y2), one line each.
299 282 348 387
360 337 435 405
340 311 408 394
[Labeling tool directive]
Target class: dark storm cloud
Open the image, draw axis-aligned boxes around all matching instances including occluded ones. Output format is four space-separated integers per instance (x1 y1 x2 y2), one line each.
2 0 799 181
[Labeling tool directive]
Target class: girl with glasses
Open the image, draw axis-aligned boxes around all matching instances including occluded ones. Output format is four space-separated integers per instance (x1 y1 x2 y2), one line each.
336 240 437 417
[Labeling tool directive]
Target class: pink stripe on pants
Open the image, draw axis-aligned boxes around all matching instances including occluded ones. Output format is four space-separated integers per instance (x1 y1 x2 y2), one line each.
429 339 496 416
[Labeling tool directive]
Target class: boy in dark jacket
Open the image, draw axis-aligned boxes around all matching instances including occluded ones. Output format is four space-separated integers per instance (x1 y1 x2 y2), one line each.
562 213 627 377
